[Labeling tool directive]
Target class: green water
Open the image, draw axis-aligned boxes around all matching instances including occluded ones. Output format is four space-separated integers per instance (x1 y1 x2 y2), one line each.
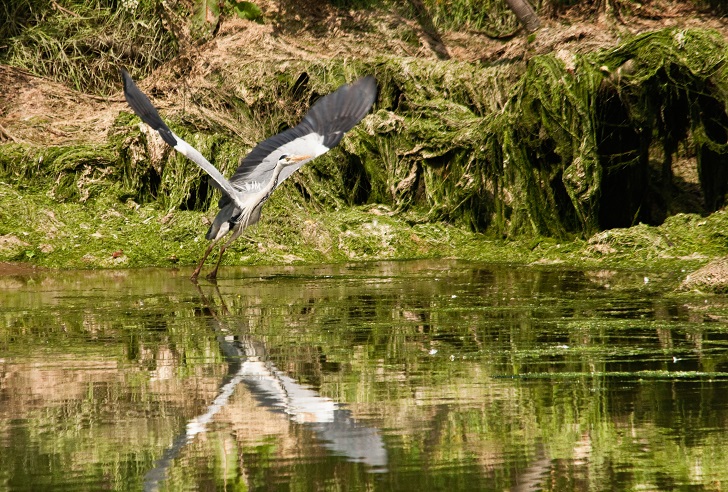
1 261 728 491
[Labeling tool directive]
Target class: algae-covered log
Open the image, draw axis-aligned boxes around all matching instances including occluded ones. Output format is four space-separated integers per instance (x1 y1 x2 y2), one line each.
498 52 603 237
486 29 728 237
594 29 728 227
353 29 728 239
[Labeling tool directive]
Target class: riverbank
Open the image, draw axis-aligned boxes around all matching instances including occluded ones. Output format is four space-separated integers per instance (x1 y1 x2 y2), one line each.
1 0 727 289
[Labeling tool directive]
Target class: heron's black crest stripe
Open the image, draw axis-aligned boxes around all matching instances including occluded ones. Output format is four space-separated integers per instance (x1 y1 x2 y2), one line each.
120 68 177 147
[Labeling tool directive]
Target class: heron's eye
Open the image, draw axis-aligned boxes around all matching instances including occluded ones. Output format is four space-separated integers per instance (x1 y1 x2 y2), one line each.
278 154 289 161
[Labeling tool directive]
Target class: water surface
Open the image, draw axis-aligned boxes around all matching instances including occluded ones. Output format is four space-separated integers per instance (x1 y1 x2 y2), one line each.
2 261 728 490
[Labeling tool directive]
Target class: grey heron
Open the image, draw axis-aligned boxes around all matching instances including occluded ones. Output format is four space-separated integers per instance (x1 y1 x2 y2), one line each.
120 69 377 279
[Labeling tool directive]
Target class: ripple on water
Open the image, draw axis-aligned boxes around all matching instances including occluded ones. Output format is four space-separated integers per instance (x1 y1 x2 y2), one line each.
2 262 728 490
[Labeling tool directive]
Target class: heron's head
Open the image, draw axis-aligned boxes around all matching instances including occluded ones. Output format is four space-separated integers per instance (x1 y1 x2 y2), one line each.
278 154 312 166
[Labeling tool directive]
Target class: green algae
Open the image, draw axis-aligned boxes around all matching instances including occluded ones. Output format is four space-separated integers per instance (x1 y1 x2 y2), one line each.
0 182 203 268
3 167 727 274
2 25 728 275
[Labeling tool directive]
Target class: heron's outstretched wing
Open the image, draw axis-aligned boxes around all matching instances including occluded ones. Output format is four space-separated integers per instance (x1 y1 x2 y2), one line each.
206 75 377 240
228 76 378 196
120 68 241 202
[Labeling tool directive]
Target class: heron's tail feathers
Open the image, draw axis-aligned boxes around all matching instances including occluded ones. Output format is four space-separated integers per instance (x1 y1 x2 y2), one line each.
206 200 264 240
206 202 239 241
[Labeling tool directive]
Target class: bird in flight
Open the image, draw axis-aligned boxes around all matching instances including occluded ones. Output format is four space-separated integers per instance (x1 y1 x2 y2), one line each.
120 69 377 280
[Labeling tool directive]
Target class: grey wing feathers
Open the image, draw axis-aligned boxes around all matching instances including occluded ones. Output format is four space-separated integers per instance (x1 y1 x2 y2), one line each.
209 76 376 240
120 68 177 147
305 75 378 149
122 68 241 201
229 76 378 187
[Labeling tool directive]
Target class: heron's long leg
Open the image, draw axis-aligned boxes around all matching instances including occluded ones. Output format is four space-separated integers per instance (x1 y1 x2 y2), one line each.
206 245 227 280
206 228 244 280
191 238 221 280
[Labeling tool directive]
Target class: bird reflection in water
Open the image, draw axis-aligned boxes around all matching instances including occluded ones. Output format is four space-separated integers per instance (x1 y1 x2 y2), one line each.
143 283 388 491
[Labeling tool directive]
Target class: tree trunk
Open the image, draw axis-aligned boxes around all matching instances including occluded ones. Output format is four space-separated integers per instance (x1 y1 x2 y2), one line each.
504 0 540 33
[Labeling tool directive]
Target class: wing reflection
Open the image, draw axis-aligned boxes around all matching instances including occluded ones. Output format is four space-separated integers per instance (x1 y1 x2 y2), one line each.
237 343 388 466
143 282 387 491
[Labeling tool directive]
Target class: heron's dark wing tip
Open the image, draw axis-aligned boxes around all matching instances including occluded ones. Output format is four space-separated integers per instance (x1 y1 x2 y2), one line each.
119 66 177 147
356 74 378 112
305 73 378 148
357 75 378 90
353 75 378 96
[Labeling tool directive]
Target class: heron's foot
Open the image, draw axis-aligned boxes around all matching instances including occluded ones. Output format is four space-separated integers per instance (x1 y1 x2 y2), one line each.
205 270 219 281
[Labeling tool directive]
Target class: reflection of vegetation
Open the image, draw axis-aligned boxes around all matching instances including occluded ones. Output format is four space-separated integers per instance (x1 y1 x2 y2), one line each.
3 265 728 489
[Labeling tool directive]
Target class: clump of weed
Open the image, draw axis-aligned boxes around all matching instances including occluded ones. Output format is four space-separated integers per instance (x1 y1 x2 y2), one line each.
1 0 177 95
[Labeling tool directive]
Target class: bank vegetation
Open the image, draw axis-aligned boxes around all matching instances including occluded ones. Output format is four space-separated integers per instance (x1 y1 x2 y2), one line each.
1 0 727 288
